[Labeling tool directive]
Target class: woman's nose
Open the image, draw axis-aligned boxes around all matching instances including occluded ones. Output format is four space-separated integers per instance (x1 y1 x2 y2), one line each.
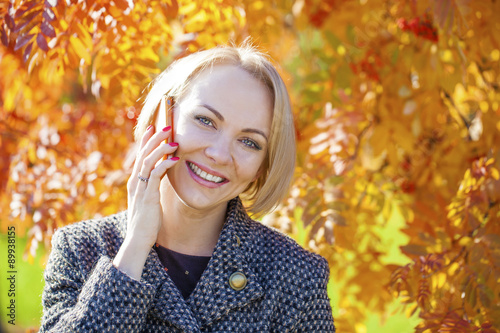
204 136 233 165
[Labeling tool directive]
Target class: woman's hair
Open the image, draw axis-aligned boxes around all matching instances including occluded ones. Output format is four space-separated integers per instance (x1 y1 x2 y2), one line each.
135 43 295 216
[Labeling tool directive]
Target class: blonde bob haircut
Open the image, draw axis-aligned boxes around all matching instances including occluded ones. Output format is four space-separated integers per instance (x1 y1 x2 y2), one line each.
134 44 295 216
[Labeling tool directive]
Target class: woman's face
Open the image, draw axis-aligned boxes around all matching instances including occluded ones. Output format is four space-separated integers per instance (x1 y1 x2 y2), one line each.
164 64 272 212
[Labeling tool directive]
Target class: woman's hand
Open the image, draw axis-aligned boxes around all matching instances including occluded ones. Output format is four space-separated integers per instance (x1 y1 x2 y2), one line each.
126 125 179 248
113 125 179 280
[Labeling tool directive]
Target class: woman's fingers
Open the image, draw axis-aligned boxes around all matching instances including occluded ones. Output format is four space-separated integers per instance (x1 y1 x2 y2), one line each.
134 126 172 174
137 126 172 162
137 142 179 189
129 125 173 191
129 125 156 190
146 157 180 190
139 125 155 150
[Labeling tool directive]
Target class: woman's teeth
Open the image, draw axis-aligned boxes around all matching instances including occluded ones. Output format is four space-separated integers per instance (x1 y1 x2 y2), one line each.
189 162 225 183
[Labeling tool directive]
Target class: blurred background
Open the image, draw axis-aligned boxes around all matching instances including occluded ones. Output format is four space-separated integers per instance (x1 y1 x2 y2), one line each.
1 0 499 332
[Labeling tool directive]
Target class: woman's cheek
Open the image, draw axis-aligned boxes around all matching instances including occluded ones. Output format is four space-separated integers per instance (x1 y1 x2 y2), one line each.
177 128 213 152
234 149 264 171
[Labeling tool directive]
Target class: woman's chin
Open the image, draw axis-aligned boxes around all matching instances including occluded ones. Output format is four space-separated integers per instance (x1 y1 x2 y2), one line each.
161 178 215 211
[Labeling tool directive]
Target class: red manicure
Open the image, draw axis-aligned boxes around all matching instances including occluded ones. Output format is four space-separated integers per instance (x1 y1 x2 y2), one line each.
162 126 171 132
147 125 153 131
171 157 180 161
169 142 179 147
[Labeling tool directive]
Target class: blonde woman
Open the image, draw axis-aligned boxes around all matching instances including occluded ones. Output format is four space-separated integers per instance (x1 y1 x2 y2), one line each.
40 44 335 332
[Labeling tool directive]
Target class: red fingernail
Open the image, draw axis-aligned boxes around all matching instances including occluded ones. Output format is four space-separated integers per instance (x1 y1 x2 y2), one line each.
171 157 180 161
169 142 179 147
163 126 171 132
147 125 153 131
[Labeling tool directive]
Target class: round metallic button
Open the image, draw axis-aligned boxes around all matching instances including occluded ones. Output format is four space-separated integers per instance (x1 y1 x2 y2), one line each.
229 272 247 291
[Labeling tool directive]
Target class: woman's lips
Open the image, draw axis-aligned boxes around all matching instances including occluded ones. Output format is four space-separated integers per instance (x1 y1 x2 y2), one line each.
186 161 229 188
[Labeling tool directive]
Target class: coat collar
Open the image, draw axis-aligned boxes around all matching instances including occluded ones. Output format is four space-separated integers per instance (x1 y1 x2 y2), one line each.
120 197 264 331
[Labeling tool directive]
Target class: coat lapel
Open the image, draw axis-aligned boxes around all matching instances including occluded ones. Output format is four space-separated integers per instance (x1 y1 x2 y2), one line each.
144 251 201 332
187 198 264 328
117 213 201 331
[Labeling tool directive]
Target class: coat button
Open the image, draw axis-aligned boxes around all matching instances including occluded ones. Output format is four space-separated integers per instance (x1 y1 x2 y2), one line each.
229 272 247 291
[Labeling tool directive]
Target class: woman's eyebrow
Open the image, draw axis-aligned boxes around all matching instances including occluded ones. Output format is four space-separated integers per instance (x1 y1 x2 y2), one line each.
201 103 268 143
201 104 224 121
242 128 268 143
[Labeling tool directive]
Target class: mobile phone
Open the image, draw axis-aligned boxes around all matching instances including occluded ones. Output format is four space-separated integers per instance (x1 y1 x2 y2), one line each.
157 95 175 160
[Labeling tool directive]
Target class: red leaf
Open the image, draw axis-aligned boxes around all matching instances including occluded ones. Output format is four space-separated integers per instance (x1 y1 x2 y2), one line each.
12 20 31 34
42 7 56 22
23 42 33 62
36 33 48 51
41 20 56 38
14 33 34 51
0 25 8 46
13 10 41 33
5 15 15 30
15 0 41 19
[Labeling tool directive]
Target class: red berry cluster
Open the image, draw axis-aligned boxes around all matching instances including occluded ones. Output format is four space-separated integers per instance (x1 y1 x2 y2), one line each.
400 179 416 194
349 50 383 82
397 15 439 42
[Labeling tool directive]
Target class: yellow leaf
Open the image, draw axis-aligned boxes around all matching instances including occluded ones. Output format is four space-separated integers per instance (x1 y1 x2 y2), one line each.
447 208 456 219
28 146 36 163
74 22 93 51
178 2 197 15
406 303 418 317
490 167 499 180
184 9 208 32
140 47 160 63
433 272 447 289
448 262 460 276
69 35 91 65
459 237 472 247
354 323 367 333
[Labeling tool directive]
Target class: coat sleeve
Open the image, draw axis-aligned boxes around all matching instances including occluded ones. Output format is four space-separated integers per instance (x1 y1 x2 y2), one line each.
294 256 335 333
39 228 157 333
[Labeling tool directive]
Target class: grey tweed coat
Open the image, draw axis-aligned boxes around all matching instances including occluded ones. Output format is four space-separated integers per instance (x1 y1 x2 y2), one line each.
40 198 335 332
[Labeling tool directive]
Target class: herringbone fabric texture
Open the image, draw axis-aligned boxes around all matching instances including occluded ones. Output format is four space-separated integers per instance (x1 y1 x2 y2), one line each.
40 198 335 332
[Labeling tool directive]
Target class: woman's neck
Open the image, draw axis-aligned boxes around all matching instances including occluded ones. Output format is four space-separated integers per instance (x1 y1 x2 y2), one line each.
155 181 227 257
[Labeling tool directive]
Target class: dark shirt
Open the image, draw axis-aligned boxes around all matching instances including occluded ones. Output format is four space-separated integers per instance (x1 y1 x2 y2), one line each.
154 243 211 299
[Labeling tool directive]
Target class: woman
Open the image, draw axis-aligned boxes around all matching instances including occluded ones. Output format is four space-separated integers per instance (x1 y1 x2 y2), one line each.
40 44 335 332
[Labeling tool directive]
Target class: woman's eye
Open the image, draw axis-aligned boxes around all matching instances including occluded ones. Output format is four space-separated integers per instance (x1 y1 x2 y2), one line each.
196 116 214 127
241 138 262 150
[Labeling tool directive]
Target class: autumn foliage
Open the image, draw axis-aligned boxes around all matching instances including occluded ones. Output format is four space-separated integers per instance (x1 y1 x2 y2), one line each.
1 0 499 331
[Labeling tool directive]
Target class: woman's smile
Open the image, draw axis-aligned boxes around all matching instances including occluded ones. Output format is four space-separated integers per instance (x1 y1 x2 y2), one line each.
186 161 229 188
